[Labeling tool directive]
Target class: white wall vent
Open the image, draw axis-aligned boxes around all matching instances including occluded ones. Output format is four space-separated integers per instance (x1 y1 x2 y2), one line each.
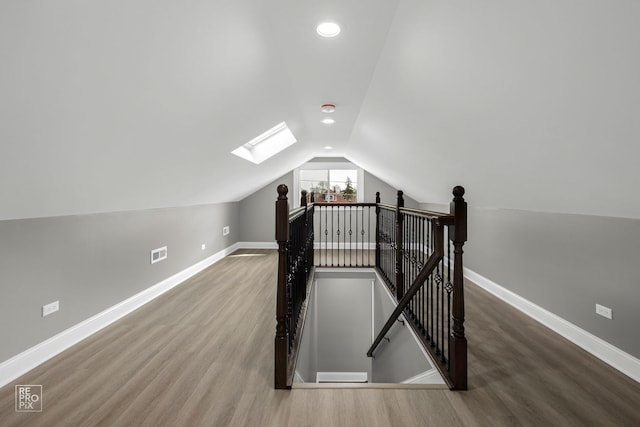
151 246 167 264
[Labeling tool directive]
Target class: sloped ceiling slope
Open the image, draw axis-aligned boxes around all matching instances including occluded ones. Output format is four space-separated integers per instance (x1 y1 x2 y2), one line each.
0 0 398 220
2 1 639 220
348 0 640 219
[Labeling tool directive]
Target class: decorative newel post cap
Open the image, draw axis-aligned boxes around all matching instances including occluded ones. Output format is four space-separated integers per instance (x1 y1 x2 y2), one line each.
453 186 465 198
277 184 288 197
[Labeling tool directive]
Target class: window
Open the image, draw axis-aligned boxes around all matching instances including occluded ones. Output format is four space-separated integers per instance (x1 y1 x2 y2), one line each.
294 162 363 206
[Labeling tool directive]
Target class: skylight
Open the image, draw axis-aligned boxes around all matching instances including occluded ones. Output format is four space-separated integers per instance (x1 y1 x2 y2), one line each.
231 122 297 164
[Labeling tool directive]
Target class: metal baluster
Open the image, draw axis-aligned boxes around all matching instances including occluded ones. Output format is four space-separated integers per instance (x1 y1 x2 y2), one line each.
436 261 441 354
364 205 368 267
439 258 444 361
349 206 353 266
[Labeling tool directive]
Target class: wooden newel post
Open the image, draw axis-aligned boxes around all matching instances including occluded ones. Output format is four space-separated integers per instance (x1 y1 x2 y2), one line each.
395 190 405 300
449 185 468 390
275 184 289 389
375 192 381 269
301 190 308 208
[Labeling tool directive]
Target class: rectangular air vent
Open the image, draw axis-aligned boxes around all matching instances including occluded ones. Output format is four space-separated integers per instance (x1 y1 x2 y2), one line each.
151 246 167 264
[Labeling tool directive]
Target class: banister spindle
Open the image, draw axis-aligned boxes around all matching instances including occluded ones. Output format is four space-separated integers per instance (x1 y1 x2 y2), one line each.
275 184 289 389
301 190 308 278
395 190 405 300
375 192 381 269
449 185 467 390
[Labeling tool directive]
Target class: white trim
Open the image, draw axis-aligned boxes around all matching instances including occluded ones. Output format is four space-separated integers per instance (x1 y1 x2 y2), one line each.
0 242 242 388
313 242 375 250
236 241 278 249
464 267 640 383
401 369 445 385
316 372 368 383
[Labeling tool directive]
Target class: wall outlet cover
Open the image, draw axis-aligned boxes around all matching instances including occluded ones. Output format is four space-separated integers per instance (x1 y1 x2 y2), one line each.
596 304 613 320
42 301 59 317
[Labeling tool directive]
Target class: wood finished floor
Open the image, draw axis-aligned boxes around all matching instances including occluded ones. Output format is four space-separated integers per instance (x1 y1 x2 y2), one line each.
1 249 639 426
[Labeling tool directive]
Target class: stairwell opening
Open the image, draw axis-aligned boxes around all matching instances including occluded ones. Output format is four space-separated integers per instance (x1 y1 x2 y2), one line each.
292 269 446 389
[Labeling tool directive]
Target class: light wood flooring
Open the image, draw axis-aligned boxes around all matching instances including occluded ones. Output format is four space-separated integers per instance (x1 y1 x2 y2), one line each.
1 249 639 426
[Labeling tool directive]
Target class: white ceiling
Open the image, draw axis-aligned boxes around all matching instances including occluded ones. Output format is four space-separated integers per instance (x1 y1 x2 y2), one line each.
1 0 639 220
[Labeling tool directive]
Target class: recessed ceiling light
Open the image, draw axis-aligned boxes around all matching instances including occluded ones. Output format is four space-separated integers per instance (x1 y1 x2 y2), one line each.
317 22 341 38
321 118 335 125
324 146 333 150
321 103 336 113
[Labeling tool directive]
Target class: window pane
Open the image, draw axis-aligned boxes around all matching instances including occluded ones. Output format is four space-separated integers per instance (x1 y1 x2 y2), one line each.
300 169 329 195
330 169 357 202
299 168 359 203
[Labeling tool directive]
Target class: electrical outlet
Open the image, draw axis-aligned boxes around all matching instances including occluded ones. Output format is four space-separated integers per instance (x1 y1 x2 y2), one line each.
596 304 613 320
42 301 59 317
201 243 206 250
223 226 230 236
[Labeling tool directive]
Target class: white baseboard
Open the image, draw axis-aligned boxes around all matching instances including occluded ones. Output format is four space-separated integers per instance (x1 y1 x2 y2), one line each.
402 369 445 385
313 242 375 250
237 241 277 249
316 372 368 383
0 242 242 388
464 267 640 384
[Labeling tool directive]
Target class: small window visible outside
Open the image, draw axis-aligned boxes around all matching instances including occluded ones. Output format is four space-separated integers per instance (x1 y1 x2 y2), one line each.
299 168 359 204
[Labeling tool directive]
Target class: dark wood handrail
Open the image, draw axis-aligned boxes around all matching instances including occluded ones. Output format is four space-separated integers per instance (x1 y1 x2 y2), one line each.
379 203 453 220
288 206 306 221
313 202 378 207
367 221 445 357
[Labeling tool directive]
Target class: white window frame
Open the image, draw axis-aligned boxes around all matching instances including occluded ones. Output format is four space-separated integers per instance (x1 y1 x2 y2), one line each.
293 162 364 208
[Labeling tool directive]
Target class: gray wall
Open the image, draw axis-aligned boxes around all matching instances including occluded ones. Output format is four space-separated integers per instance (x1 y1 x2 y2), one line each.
294 273 373 382
0 202 239 362
420 202 640 360
371 276 434 383
295 279 318 382
239 173 293 243
365 172 418 209
239 166 418 243
316 276 373 376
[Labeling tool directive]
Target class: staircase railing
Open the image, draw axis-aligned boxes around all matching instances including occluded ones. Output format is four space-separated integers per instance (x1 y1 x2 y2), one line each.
313 201 377 267
274 185 467 390
274 186 314 389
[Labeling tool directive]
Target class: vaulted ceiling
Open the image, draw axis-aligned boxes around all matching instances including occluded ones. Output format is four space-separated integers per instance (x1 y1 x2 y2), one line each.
2 0 639 220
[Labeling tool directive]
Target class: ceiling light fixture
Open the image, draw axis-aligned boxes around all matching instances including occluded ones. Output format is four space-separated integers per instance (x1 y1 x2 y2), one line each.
324 146 333 150
321 103 336 113
317 22 341 38
321 118 335 125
